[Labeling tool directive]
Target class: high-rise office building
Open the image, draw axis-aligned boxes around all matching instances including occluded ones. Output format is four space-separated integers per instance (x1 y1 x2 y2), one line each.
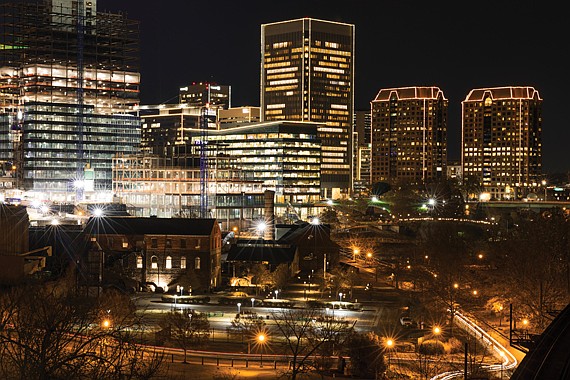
353 110 371 193
179 83 231 109
371 86 448 184
0 0 141 201
138 104 216 157
462 86 542 200
261 18 354 198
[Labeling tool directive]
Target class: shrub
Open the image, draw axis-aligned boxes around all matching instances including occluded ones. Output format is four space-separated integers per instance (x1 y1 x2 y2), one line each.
419 339 445 355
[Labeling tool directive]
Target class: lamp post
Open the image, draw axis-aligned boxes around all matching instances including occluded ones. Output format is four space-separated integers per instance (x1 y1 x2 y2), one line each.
304 281 307 299
353 248 359 262
237 302 241 315
499 351 506 379
174 294 178 310
251 298 255 308
541 180 547 201
339 292 343 303
274 290 279 299
180 286 184 296
433 325 441 353
385 338 395 373
257 333 267 367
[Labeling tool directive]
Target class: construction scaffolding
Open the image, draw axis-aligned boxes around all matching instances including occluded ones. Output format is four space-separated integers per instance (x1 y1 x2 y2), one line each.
0 1 141 198
0 0 140 114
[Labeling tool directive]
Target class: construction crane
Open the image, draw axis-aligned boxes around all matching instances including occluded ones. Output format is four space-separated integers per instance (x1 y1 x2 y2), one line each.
75 0 85 202
199 105 210 218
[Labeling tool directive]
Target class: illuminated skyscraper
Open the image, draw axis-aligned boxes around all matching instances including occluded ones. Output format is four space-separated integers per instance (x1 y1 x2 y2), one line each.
0 0 141 201
371 87 448 184
462 86 542 200
261 18 354 198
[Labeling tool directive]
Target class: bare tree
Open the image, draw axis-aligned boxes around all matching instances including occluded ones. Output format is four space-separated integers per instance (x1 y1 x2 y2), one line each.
159 310 210 363
271 263 291 292
345 332 386 379
0 277 165 380
494 212 570 328
271 309 355 380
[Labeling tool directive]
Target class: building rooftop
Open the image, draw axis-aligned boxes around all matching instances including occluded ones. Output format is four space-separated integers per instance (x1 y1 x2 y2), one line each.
464 86 541 102
372 86 446 102
85 217 218 236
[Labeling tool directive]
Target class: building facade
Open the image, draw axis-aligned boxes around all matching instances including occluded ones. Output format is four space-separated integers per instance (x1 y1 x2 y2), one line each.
261 18 354 198
353 110 371 193
371 86 448 184
0 102 140 201
112 154 266 230
85 217 222 293
138 104 216 157
462 86 542 200
217 106 260 129
204 121 322 220
0 0 141 202
179 83 231 109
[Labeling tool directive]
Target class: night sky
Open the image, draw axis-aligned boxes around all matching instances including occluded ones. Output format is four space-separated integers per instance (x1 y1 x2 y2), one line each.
52 1 570 172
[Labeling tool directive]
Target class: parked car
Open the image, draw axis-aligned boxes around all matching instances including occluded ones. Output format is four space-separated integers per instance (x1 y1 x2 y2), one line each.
399 316 414 327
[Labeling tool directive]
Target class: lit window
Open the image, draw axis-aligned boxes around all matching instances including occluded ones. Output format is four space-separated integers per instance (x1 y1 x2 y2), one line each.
166 256 172 269
151 256 158 269
195 257 201 270
181 256 186 269
136 255 143 269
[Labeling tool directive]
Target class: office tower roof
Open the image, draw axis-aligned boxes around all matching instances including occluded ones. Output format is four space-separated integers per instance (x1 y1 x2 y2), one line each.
373 86 447 102
464 86 541 102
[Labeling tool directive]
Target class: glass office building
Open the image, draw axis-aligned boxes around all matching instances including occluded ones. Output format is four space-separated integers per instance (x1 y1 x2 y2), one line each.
261 18 354 198
0 102 140 201
204 121 322 220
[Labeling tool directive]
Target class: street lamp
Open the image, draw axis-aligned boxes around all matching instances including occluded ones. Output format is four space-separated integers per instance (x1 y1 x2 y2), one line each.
541 180 547 201
174 294 178 310
339 292 343 303
257 333 267 367
304 281 307 299
237 302 241 314
251 298 255 308
256 221 267 239
433 325 442 353
384 337 395 372
353 248 359 262
180 286 184 296
274 289 279 299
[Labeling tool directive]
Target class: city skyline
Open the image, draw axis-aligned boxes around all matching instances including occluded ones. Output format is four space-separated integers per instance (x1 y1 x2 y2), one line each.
90 0 564 173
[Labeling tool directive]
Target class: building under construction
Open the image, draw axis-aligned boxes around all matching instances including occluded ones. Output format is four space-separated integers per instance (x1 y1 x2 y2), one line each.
0 0 141 202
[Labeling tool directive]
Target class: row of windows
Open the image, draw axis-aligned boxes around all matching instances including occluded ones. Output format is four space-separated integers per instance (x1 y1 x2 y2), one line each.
139 255 200 270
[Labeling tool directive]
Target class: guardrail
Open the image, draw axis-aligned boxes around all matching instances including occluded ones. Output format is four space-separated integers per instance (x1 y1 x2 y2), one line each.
430 310 518 380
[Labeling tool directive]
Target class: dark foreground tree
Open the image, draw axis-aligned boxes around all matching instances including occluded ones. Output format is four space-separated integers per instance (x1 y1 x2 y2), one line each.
272 309 355 379
160 310 210 363
0 274 164 380
346 332 386 379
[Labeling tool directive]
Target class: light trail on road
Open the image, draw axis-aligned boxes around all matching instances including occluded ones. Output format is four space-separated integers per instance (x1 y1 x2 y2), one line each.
430 310 518 380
